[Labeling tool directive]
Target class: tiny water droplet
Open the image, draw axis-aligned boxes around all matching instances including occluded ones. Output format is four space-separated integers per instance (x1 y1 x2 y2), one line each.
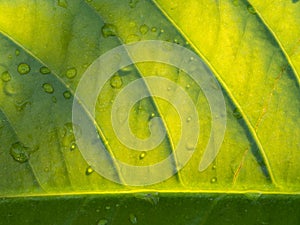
17 63 30 75
129 0 139 8
129 214 137 224
247 5 256 14
232 0 239 6
139 151 146 160
101 24 117 38
160 29 165 33
1 71 11 82
186 116 192 122
212 165 217 170
139 24 149 35
63 90 71 99
126 34 141 43
97 219 108 225
10 142 30 163
105 206 111 210
150 113 155 118
210 177 217 183
233 107 242 119
186 142 195 151
186 84 190 89
15 49 20 56
52 96 57 103
86 166 94 175
42 83 54 94
151 27 157 32
58 0 68 8
70 142 77 151
40 66 51 74
66 67 77 79
110 74 123 89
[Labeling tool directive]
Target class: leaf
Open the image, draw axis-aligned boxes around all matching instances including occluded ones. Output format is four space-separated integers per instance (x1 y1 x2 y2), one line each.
0 0 299 224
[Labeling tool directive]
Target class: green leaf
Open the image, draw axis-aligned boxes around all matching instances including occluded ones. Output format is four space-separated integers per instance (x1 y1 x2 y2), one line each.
0 0 299 224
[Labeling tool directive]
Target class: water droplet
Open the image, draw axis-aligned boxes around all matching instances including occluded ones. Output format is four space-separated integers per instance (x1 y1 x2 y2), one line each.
186 84 190 89
110 74 123 89
186 142 195 151
247 5 256 14
210 177 217 183
139 24 149 35
160 29 165 33
97 219 108 225
40 66 51 74
66 67 77 79
186 116 192 122
150 113 155 118
101 24 117 38
70 142 77 151
212 165 217 170
232 0 239 6
1 71 11 82
151 27 157 32
233 107 242 119
139 151 146 160
15 49 20 56
135 192 159 206
129 214 137 224
86 166 94 175
105 206 111 210
63 90 72 99
42 83 54 94
17 63 30 75
52 96 57 103
126 34 141 43
129 0 139 8
58 0 68 8
10 142 30 163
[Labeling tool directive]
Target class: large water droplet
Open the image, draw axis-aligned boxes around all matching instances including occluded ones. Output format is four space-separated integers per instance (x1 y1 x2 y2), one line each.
17 63 30 75
10 142 30 163
101 24 117 38
58 0 68 8
97 219 108 225
1 71 11 82
139 24 149 35
129 214 137 224
40 66 51 75
110 74 123 89
42 83 54 94
66 67 77 79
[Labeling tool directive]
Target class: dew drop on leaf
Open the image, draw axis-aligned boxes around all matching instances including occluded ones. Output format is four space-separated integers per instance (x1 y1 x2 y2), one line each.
97 219 108 225
17 63 30 75
66 67 77 79
101 24 117 38
42 83 54 94
233 107 242 119
129 0 139 8
139 24 149 35
1 71 11 82
129 214 137 224
70 142 77 151
10 142 30 163
110 74 123 89
86 166 94 175
151 27 157 32
15 49 20 56
125 34 141 43
40 66 51 75
247 5 256 14
139 151 146 160
63 90 72 99
186 116 192 122
58 0 68 8
210 177 217 183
